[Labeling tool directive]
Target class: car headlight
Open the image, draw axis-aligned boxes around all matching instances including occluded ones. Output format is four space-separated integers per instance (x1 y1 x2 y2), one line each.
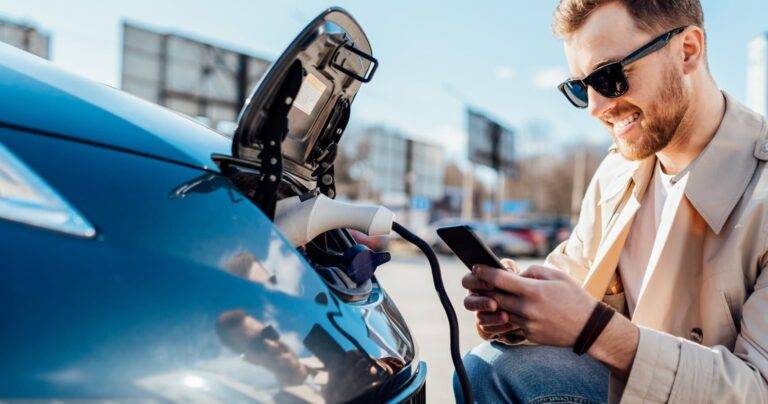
0 141 96 238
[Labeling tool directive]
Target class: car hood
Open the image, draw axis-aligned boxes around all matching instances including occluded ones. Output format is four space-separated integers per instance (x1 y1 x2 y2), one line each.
0 42 230 171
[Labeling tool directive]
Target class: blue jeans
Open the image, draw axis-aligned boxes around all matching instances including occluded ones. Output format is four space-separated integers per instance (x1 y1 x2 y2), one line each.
454 342 609 404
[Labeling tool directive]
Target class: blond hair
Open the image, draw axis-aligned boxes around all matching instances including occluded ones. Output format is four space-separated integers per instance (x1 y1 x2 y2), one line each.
553 0 704 37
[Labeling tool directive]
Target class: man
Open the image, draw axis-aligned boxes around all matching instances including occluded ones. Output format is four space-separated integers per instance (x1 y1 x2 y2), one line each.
458 1 768 403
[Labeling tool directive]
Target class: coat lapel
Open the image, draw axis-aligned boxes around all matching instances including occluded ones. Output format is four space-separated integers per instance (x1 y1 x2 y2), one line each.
582 158 654 299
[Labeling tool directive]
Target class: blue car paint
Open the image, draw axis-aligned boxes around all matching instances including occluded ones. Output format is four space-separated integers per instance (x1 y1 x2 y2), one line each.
0 42 423 401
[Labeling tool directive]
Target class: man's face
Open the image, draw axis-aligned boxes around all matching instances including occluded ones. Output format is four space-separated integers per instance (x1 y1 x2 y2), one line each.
563 3 690 160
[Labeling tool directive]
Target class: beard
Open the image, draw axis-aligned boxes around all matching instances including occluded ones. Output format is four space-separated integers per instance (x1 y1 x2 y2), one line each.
613 66 690 161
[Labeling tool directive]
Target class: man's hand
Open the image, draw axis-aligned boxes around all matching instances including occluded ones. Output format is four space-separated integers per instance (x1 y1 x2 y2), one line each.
462 258 521 337
473 264 596 347
474 263 639 377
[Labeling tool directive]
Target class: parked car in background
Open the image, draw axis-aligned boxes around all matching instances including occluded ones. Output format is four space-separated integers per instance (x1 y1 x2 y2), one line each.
529 216 572 252
498 222 549 257
499 216 572 257
423 218 534 257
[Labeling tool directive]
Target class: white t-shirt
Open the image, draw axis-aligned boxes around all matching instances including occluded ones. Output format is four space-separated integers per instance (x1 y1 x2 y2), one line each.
619 161 679 315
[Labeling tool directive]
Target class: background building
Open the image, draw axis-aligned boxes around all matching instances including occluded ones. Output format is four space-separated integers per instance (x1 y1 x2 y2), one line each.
0 16 50 59
340 126 444 226
120 21 270 134
364 127 408 203
747 33 768 118
409 140 444 200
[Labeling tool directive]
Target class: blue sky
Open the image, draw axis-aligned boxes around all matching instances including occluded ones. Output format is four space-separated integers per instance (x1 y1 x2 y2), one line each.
1 0 766 163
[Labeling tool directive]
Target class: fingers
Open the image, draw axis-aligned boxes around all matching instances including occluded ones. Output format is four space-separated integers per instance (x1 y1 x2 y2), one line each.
500 258 521 273
479 322 520 334
476 310 509 326
464 294 498 312
461 272 494 291
484 291 528 318
505 310 528 330
519 265 564 280
474 265 536 296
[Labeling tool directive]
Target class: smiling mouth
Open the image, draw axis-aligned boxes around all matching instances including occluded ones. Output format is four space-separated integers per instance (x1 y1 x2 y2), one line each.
614 112 640 131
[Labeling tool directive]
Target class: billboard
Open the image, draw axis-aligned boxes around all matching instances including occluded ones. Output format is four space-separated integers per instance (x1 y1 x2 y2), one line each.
467 108 515 174
0 17 50 59
120 22 270 134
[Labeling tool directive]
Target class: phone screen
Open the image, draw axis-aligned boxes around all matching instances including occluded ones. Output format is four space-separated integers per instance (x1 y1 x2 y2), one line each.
436 225 505 270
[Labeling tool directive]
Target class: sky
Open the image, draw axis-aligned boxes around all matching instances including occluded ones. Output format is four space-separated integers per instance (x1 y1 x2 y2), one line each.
1 0 767 164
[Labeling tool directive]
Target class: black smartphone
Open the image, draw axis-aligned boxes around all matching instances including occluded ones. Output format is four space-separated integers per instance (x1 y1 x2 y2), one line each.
436 225 505 270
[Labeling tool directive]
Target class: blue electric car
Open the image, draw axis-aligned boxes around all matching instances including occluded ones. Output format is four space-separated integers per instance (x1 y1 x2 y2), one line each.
0 9 429 402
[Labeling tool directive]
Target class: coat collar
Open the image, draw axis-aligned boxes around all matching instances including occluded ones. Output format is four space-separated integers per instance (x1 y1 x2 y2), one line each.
681 92 766 234
602 92 766 235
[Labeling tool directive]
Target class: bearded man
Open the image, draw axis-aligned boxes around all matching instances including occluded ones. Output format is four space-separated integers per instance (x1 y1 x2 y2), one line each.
458 1 768 403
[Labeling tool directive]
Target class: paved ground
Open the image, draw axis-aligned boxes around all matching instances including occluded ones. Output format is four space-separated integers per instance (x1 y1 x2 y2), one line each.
376 252 545 404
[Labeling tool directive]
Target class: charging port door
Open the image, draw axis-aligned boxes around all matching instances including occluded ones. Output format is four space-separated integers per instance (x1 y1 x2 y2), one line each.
232 8 375 195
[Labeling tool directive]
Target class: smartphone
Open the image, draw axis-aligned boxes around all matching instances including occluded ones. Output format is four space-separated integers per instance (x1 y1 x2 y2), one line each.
436 225 505 270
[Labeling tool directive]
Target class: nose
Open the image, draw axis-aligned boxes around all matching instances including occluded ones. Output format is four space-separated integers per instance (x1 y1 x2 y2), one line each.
586 87 617 119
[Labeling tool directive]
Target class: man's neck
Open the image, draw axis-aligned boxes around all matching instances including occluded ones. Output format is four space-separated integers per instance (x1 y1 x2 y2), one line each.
656 81 726 175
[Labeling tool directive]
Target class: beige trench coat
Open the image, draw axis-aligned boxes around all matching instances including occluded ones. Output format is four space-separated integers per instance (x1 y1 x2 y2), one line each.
487 93 768 403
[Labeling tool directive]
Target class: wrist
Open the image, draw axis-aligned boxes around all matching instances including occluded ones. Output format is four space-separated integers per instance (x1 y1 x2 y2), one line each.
587 314 639 378
573 301 614 355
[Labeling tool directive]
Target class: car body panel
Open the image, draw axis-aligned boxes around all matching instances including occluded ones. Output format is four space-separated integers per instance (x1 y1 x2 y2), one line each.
0 128 418 402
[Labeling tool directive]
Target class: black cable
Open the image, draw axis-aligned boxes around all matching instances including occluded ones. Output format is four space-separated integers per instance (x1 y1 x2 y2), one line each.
391 221 474 404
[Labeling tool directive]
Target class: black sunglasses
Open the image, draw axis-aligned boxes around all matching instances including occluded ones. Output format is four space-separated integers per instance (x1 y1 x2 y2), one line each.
558 26 687 109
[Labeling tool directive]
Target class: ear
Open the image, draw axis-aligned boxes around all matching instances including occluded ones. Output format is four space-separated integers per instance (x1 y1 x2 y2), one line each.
680 27 706 75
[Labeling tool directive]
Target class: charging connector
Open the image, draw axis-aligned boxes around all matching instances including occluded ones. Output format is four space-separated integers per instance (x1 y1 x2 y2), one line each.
275 194 394 246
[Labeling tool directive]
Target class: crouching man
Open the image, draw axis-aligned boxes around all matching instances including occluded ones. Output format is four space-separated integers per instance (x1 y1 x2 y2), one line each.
459 1 768 403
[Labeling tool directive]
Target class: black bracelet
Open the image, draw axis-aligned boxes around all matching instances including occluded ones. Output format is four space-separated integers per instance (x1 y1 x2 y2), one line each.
573 308 599 355
573 303 608 355
573 302 615 355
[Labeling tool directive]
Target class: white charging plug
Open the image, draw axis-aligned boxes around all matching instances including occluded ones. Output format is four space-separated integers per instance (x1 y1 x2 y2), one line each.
274 194 395 246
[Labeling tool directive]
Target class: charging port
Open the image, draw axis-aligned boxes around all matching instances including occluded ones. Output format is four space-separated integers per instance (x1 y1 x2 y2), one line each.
301 229 389 302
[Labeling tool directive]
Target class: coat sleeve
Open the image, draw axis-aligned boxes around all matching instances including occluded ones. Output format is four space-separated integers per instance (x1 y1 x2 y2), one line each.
618 263 768 403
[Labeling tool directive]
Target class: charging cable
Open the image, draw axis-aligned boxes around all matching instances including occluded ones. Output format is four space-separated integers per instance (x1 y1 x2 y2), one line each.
391 222 473 404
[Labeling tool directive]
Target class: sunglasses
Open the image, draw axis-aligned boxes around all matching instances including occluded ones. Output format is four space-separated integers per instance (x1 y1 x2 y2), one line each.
558 26 687 109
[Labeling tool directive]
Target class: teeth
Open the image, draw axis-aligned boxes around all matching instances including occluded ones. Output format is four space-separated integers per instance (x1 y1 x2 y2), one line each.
615 113 640 130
